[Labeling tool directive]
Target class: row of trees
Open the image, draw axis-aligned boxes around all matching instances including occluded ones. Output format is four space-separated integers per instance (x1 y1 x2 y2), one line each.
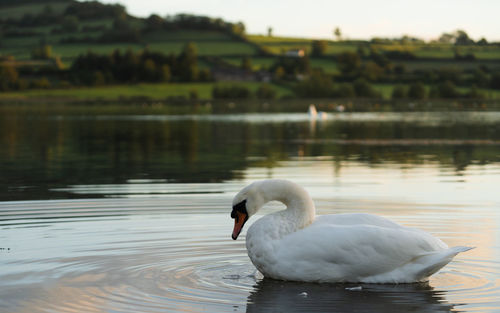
0 60 55 91
294 72 487 100
265 47 500 92
145 14 245 38
70 43 210 85
295 72 382 98
438 30 489 45
0 42 212 90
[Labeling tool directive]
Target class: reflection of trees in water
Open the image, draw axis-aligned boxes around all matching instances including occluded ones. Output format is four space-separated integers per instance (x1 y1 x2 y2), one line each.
247 278 454 313
1 111 499 199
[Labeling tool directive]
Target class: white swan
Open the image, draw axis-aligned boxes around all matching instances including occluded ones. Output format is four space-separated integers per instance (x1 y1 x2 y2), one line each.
231 179 472 283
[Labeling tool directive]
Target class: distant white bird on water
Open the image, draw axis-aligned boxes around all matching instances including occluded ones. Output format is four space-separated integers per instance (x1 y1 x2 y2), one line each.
308 104 327 120
308 104 318 117
230 179 473 283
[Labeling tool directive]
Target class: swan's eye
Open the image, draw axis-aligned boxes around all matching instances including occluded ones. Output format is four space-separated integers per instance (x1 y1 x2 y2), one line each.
231 199 247 218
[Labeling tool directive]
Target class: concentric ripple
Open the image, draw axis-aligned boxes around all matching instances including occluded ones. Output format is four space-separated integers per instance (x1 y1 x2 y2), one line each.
1 192 499 313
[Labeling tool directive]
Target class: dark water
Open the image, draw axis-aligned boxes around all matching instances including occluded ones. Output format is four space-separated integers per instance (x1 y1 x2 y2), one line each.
1 108 500 312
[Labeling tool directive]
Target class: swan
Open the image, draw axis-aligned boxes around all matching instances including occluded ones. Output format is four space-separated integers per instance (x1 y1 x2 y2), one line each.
230 179 472 283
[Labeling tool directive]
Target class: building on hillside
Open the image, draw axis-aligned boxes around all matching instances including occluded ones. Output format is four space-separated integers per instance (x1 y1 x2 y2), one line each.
285 49 305 58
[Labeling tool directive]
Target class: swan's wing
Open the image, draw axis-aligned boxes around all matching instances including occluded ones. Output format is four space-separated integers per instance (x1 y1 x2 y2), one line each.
273 222 448 282
313 213 404 229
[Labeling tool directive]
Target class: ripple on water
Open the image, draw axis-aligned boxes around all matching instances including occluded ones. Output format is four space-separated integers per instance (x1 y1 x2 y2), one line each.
0 198 499 313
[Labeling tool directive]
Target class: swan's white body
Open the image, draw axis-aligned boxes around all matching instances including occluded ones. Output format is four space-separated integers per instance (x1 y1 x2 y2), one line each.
231 179 471 283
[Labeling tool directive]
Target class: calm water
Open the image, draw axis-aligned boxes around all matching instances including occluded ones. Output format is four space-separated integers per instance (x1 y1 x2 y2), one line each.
1 108 500 312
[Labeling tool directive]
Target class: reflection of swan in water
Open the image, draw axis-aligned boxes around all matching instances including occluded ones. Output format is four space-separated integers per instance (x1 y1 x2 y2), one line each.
246 278 454 313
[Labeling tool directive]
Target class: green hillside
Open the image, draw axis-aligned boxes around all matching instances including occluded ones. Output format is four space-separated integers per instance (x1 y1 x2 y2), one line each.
0 1 257 62
1 0 500 102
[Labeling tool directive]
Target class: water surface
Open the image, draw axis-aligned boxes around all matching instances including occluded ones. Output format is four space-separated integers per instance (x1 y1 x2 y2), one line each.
1 110 499 312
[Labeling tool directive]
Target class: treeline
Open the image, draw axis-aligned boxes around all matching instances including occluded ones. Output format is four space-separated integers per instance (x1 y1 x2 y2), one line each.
261 44 500 99
0 42 211 91
145 14 245 37
70 43 211 85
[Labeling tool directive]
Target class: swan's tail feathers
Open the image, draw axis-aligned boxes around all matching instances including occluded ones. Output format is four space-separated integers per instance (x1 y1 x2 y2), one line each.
449 246 475 254
414 246 474 281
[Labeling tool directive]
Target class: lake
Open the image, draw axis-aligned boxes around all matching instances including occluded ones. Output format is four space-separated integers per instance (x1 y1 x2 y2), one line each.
1 107 500 312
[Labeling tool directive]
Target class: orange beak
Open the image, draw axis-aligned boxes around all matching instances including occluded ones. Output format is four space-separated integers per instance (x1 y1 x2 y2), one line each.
232 211 248 240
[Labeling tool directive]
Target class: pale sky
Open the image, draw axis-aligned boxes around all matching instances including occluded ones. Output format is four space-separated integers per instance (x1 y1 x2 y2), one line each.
100 0 500 41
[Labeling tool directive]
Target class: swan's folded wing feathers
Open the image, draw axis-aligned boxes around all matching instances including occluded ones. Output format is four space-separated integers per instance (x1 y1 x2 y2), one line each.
274 223 447 281
313 213 404 228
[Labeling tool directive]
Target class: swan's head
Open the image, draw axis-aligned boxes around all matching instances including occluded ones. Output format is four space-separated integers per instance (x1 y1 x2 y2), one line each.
231 181 265 240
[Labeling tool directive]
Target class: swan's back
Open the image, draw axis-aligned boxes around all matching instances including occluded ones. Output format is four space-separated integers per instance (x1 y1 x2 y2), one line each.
313 213 405 229
248 213 468 283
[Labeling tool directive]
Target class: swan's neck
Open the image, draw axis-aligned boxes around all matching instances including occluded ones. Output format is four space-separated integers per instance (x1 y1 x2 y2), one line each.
258 180 316 231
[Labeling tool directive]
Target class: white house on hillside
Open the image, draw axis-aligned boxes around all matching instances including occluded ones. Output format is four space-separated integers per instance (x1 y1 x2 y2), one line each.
285 49 305 57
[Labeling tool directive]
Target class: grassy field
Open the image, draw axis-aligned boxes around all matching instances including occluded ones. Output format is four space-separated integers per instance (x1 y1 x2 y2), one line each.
2 1 500 66
0 82 293 101
1 29 259 62
222 56 500 74
143 30 233 42
2 0 500 105
310 59 338 73
248 35 359 56
2 80 498 102
148 41 258 56
221 57 275 70
248 35 500 61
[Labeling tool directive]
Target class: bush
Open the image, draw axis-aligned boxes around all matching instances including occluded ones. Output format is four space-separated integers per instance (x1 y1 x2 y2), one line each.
295 71 335 98
198 69 212 82
490 72 500 90
391 85 408 99
270 56 311 80
437 67 463 85
336 51 361 77
408 82 426 99
31 45 52 60
256 84 276 99
311 40 328 57
189 89 199 100
466 85 485 99
30 77 51 89
241 57 252 71
353 79 381 98
473 68 490 88
336 83 355 98
361 61 384 82
212 85 252 99
0 64 19 91
437 80 459 98
60 16 80 33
